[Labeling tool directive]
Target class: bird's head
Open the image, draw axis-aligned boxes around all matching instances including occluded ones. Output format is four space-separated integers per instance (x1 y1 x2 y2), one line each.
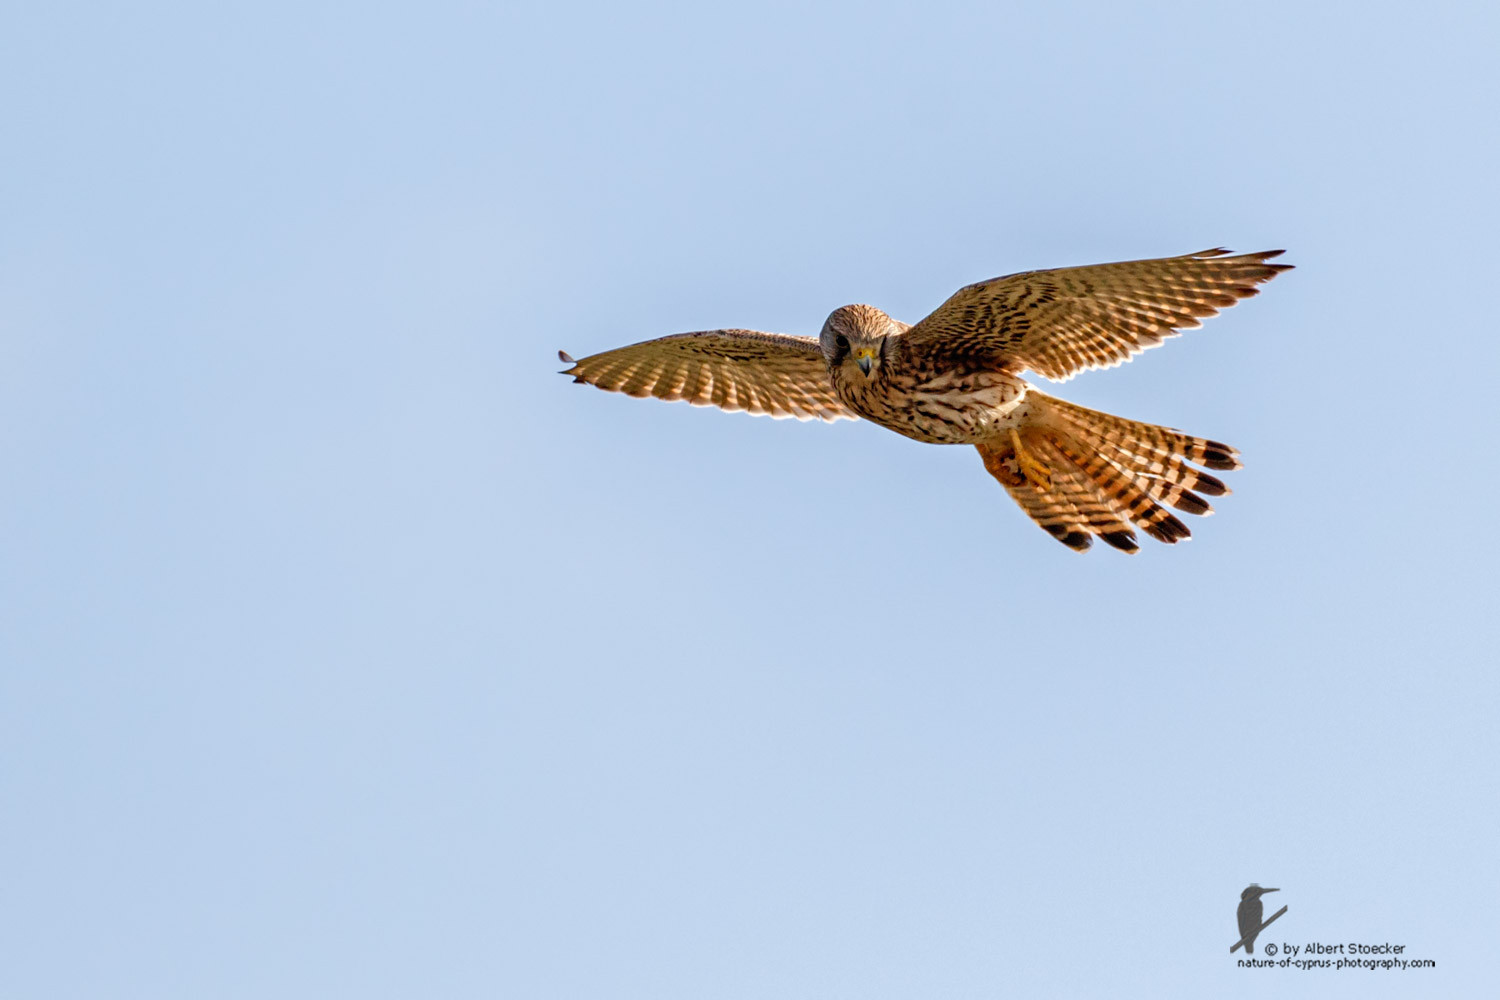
820 304 901 378
1241 885 1279 901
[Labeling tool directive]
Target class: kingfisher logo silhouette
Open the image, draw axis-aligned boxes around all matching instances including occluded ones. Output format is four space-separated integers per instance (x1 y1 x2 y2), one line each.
1231 885 1287 953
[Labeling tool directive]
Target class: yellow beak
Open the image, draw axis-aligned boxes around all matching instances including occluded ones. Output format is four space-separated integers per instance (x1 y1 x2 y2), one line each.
854 347 876 376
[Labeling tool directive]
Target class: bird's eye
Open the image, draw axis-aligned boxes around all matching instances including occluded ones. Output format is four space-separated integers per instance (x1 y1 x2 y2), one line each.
834 334 849 351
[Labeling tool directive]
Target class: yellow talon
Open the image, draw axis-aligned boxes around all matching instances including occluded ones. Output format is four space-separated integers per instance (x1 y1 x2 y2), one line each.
1010 428 1053 492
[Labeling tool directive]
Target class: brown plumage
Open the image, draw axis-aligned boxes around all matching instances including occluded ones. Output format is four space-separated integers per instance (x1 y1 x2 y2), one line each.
560 248 1291 552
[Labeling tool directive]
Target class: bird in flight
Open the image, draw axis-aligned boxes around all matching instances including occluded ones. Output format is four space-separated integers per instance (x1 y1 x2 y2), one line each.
559 248 1290 552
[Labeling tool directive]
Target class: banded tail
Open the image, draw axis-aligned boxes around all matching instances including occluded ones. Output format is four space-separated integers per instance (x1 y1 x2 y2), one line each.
977 391 1238 552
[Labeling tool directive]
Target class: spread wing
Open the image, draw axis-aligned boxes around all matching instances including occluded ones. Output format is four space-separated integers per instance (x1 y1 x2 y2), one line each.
902 249 1291 382
558 329 854 422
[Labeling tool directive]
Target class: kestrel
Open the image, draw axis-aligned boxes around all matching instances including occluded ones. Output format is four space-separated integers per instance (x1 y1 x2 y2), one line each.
559 248 1290 552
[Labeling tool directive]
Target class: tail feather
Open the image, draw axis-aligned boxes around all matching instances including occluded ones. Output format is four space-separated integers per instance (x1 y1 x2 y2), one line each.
977 391 1240 552
1095 441 1230 497
1051 435 1191 544
980 431 1139 552
1135 474 1215 517
1033 437 1140 553
979 441 1095 551
1048 395 1242 472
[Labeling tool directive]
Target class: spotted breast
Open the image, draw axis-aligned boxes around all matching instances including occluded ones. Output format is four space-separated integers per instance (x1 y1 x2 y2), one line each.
830 358 1029 445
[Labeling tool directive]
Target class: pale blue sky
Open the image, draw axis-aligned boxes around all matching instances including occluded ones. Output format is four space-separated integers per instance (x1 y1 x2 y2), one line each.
3 1 1497 997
